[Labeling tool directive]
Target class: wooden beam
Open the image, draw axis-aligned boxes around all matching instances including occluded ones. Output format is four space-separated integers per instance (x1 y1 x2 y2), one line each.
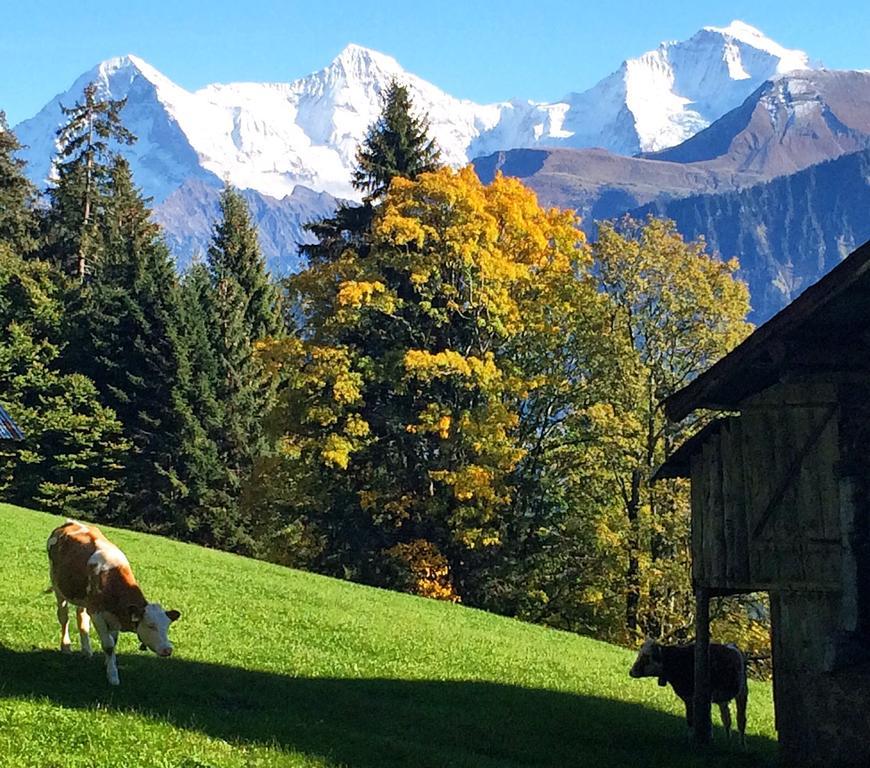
693 587 712 745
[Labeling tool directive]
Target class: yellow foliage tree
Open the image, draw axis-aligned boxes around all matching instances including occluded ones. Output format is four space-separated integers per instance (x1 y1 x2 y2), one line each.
250 167 623 599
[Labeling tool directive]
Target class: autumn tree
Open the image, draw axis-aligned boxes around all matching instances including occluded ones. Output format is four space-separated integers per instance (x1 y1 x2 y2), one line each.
251 167 622 602
592 216 751 638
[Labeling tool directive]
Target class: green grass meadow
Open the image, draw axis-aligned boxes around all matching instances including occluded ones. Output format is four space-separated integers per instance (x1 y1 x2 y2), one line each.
0 503 778 767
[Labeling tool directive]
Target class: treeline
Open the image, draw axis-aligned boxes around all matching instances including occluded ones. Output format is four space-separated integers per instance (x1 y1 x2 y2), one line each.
0 82 763 647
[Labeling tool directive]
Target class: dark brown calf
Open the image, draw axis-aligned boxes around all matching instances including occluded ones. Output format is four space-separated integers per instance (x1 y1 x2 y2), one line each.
630 639 748 745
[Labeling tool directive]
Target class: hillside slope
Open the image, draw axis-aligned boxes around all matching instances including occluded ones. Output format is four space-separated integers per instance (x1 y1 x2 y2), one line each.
0 504 776 767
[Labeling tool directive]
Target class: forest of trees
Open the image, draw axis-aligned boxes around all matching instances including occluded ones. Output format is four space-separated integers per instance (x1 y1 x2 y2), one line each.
0 81 765 649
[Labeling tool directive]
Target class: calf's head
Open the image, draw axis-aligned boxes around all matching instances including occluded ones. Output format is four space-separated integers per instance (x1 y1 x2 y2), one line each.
133 603 181 657
629 638 664 679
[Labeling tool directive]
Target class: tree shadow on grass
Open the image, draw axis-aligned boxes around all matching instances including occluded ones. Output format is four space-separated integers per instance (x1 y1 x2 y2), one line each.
0 645 775 768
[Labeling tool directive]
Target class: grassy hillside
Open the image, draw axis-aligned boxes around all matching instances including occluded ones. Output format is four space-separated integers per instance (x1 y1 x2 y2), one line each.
0 503 777 767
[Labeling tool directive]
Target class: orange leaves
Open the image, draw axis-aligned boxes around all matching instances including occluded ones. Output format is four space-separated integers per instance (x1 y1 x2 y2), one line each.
384 539 460 602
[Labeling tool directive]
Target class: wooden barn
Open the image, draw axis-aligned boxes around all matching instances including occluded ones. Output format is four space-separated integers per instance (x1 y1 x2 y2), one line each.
657 239 870 766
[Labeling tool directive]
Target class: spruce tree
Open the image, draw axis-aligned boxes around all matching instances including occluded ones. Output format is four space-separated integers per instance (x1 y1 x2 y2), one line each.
351 80 441 202
302 81 441 269
45 82 135 280
0 112 37 253
207 185 283 340
0 245 127 516
70 158 205 532
200 188 282 548
178 263 253 549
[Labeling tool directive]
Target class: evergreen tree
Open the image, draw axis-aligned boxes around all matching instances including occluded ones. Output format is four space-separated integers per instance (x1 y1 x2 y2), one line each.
45 82 135 280
197 187 284 548
69 158 204 532
0 112 37 253
207 185 282 340
351 80 441 202
301 81 442 271
0 244 127 515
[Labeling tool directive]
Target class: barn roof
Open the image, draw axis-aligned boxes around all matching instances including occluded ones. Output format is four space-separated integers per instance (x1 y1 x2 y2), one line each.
0 403 24 441
664 238 870 422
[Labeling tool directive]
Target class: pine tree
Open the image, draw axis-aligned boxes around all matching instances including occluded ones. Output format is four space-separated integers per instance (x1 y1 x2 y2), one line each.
69 158 204 532
207 185 283 340
200 187 283 548
301 80 442 273
0 244 127 516
45 82 135 280
351 80 441 202
0 112 37 253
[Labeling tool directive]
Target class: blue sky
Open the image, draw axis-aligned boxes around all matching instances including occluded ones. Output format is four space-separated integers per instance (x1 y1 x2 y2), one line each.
2 0 867 125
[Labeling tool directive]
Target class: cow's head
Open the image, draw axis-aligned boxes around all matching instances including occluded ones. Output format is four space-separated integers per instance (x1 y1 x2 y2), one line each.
132 603 180 657
629 638 664 679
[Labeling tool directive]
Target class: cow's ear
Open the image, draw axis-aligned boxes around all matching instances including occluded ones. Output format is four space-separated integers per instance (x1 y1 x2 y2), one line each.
165 609 181 622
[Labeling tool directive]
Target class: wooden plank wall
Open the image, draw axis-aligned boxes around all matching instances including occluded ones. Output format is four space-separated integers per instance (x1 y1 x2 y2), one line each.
690 380 843 592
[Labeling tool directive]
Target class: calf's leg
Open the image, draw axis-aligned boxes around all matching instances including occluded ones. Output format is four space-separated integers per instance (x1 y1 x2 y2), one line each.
92 613 120 686
736 685 748 748
718 701 732 742
55 593 71 653
76 607 92 657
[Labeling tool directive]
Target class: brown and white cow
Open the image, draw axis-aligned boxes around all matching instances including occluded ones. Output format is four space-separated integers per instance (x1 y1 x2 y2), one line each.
47 520 181 686
629 639 748 745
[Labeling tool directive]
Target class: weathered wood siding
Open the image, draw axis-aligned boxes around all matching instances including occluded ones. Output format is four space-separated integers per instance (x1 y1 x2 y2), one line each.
690 381 842 593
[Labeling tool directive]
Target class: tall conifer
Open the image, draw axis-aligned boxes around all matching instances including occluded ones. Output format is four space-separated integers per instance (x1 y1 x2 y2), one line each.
352 80 441 202
207 186 282 340
0 113 37 253
45 82 135 280
302 80 441 270
70 159 204 531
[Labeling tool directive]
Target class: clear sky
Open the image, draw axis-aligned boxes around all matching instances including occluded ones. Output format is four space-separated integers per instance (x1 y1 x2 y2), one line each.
2 0 867 126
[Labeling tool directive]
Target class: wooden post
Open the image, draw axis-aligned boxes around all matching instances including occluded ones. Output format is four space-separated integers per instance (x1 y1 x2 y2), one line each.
693 587 712 745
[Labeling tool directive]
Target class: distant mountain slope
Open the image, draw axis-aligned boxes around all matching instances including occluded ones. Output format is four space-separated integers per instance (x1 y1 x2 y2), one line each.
644 70 870 176
153 181 337 274
473 147 761 226
631 149 870 322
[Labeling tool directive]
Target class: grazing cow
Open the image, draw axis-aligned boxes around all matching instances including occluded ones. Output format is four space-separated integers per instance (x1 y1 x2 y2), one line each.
629 639 748 745
47 520 181 686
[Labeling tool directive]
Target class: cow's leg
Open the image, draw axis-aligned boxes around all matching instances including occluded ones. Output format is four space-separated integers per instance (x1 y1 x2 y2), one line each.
92 613 119 686
736 685 748 748
76 607 92 657
718 701 732 742
55 593 71 653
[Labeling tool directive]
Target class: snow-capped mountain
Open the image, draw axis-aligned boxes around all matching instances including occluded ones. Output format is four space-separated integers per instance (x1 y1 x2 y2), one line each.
555 21 810 155
15 21 810 205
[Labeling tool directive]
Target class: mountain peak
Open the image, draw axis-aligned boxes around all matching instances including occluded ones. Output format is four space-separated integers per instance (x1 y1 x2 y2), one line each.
706 20 768 41
701 20 809 71
328 43 404 78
